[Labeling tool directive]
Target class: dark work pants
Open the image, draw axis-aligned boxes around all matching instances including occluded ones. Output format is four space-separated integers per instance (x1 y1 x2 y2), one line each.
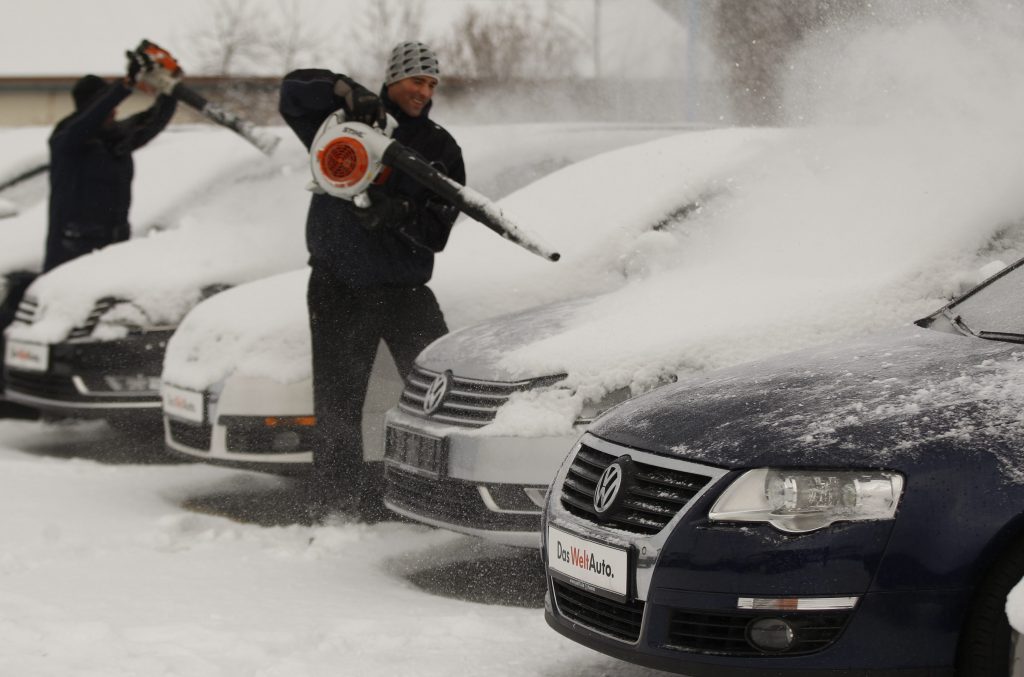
306 265 448 498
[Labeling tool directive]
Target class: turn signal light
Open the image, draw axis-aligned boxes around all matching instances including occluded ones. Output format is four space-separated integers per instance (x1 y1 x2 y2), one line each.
264 416 317 427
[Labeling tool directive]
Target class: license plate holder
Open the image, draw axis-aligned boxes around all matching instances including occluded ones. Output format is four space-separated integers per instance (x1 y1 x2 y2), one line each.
384 424 448 478
162 384 206 424
547 525 631 602
4 339 49 372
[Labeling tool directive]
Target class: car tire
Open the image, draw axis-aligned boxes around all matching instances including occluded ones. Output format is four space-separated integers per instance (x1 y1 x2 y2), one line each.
957 538 1024 676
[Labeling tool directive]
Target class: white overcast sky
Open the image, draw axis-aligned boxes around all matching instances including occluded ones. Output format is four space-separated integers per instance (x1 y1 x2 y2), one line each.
0 0 688 78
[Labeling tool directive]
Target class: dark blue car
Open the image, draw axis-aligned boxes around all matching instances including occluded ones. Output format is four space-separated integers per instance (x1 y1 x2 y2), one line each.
543 256 1024 676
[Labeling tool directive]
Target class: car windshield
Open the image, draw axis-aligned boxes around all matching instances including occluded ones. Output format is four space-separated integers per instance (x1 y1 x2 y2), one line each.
943 259 1024 342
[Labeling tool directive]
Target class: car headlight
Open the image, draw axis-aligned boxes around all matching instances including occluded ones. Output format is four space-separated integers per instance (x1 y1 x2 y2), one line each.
708 468 904 533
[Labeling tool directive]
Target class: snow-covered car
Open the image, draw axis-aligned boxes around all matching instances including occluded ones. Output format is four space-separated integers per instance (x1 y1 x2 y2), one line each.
0 126 51 326
0 126 52 417
381 116 1024 548
1006 580 1024 676
542 253 1024 677
161 268 403 471
2 125 305 426
158 123 716 469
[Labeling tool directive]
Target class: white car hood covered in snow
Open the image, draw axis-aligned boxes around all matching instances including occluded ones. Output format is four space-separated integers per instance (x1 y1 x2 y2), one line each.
163 126 785 391
7 127 310 344
165 268 311 389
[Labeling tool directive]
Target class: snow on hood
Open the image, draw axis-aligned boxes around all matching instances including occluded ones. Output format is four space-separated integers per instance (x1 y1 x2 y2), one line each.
418 96 1024 436
164 268 310 390
416 297 591 380
429 126 787 330
161 124 761 391
592 326 1024 478
7 128 310 343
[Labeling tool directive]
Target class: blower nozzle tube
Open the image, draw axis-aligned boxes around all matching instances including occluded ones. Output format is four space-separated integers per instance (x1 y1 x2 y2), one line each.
381 144 560 262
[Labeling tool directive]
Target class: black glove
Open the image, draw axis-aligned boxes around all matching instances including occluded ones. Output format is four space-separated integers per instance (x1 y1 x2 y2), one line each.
124 50 150 86
350 186 412 231
334 76 386 128
424 196 459 226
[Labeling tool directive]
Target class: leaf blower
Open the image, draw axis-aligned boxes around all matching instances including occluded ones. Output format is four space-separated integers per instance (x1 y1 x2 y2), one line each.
130 40 280 156
308 110 560 262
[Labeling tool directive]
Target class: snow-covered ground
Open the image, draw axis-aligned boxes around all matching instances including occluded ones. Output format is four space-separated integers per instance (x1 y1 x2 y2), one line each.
0 419 661 677
6 2 1024 674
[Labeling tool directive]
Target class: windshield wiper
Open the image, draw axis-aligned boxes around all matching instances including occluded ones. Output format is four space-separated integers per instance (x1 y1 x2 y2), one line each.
942 310 977 338
941 310 1024 344
976 330 1024 344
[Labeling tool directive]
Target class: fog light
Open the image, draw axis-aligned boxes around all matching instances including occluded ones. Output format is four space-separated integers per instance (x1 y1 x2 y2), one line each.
747 617 795 652
102 374 160 392
271 430 302 453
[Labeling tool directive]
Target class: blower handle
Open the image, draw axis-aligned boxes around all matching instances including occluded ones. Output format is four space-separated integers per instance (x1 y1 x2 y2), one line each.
381 143 560 262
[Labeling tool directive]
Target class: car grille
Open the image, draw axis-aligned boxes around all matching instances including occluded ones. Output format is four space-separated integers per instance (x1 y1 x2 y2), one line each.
397 365 557 428
560 441 714 535
5 370 79 397
385 465 540 532
666 609 851 656
4 334 168 405
13 295 38 324
552 579 645 643
68 297 120 339
168 419 212 451
14 296 120 339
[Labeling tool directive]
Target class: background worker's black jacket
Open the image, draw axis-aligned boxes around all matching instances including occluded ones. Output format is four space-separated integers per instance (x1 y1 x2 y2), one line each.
44 82 176 271
279 69 465 289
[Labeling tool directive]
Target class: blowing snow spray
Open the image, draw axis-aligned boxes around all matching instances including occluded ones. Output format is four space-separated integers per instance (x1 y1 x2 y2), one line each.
308 111 560 262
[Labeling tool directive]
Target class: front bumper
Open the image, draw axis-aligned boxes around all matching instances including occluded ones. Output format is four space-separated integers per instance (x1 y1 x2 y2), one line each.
545 588 960 676
164 376 314 473
382 407 581 547
3 331 170 418
541 434 962 676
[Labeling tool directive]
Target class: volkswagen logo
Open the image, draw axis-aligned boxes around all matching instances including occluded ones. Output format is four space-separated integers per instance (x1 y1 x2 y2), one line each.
593 455 634 516
423 370 453 415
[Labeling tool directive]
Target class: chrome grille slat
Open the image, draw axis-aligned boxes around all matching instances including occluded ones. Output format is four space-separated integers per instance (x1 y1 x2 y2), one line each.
440 402 502 414
68 297 119 338
560 441 715 535
13 297 38 324
398 364 559 428
18 296 122 338
620 498 677 517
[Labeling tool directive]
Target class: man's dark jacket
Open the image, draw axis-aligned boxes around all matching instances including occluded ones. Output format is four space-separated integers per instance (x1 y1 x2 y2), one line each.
278 69 465 289
44 82 176 271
